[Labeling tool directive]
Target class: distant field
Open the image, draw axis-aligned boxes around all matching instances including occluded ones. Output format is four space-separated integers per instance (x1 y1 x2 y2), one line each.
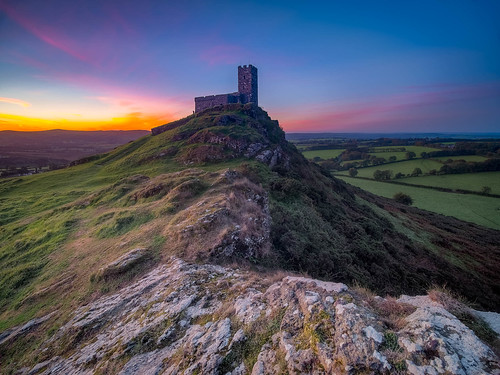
431 155 487 162
336 176 500 230
301 145 443 162
336 159 444 178
341 159 364 166
404 171 500 194
368 145 437 161
302 149 344 159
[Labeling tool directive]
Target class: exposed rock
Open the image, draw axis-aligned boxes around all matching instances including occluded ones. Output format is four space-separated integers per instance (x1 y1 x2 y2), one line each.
399 295 500 375
0 311 57 346
95 248 150 279
255 145 290 169
474 310 500 336
171 173 271 261
13 258 500 375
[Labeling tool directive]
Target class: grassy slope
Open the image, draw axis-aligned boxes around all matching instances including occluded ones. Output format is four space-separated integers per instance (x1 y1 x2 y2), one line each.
0 104 499 343
336 175 500 230
0 109 257 331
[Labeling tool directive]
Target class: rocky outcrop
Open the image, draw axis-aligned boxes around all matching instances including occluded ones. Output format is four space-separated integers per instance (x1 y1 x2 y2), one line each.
169 170 271 261
16 258 500 375
95 248 150 280
150 104 291 170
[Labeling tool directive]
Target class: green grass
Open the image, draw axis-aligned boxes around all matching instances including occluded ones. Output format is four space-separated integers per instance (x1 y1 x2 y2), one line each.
301 149 344 160
337 159 444 178
404 171 500 194
368 145 437 161
337 175 500 230
96 211 155 238
301 145 440 162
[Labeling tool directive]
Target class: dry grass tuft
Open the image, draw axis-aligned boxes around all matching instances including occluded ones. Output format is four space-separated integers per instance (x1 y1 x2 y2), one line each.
351 285 416 331
374 297 417 330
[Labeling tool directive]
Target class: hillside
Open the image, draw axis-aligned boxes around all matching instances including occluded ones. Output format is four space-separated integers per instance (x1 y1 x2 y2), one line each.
0 103 499 373
0 129 149 168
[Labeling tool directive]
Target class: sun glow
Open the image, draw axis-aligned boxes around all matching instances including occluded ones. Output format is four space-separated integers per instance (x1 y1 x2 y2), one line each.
0 112 177 131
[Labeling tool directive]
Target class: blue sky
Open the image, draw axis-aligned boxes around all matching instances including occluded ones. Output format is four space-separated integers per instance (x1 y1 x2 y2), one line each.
0 0 499 132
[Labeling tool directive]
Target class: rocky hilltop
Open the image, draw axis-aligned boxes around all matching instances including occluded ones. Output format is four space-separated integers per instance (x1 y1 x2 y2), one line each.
0 104 499 373
6 258 500 374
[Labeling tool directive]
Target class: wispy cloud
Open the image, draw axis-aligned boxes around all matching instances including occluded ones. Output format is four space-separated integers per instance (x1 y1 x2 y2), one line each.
0 97 32 108
0 2 93 64
276 82 500 132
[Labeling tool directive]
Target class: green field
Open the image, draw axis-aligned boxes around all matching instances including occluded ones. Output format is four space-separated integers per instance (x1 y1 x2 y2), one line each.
368 145 437 161
404 171 500 194
431 155 487 162
302 149 344 159
336 159 444 178
301 145 447 162
337 175 500 230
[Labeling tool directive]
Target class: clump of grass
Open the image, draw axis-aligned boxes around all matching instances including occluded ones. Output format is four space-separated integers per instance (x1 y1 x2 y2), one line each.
93 212 115 225
351 285 416 331
219 308 285 373
380 331 402 352
96 211 153 238
191 313 214 326
373 297 416 330
380 331 408 372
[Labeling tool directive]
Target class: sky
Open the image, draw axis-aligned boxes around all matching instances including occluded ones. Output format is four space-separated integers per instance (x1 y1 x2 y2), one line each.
0 0 499 133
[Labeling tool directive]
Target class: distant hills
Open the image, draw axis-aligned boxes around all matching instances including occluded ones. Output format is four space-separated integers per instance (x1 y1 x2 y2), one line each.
286 132 500 140
0 129 149 168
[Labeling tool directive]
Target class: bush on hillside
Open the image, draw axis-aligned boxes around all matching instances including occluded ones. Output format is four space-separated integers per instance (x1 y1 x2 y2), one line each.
393 192 413 205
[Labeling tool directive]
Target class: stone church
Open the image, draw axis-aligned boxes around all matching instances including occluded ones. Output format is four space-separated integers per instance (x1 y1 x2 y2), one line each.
194 65 258 113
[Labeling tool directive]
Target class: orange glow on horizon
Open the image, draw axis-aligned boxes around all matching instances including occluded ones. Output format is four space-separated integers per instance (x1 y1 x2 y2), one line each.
0 112 179 131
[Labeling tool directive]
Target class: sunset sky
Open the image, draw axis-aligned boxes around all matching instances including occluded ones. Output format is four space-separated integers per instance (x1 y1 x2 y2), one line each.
1 0 499 132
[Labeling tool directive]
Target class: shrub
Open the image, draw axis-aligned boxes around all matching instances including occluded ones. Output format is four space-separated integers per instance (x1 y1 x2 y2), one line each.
348 168 358 177
411 167 422 176
393 192 413 205
373 170 392 180
405 151 416 159
481 186 492 195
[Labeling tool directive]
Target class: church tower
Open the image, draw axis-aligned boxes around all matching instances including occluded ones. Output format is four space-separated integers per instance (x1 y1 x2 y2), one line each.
238 65 258 106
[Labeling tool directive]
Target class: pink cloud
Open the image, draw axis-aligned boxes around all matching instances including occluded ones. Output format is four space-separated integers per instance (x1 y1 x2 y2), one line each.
5 51 49 70
0 2 94 64
0 2 141 71
276 82 500 132
0 97 32 108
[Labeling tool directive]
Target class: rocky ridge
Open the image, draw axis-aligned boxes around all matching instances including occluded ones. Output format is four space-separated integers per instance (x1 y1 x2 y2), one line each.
14 257 500 375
